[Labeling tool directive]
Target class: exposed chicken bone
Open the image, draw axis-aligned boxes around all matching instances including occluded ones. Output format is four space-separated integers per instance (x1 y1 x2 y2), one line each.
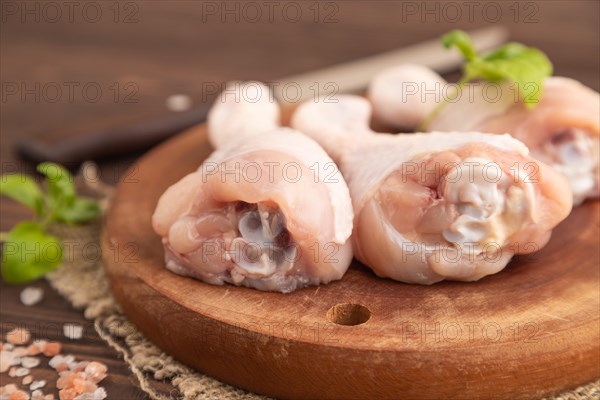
230 202 296 278
441 158 531 255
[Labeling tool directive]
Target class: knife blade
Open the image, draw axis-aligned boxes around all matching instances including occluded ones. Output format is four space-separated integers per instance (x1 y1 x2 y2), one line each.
17 26 508 165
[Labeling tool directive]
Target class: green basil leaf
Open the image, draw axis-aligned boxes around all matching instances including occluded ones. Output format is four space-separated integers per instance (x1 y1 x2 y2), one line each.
37 162 76 209
442 29 478 61
53 197 101 224
1 221 63 284
477 44 553 107
0 174 45 217
483 43 528 62
442 31 553 109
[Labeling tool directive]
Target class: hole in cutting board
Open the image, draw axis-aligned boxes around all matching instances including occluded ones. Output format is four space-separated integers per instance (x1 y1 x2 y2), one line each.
327 303 371 326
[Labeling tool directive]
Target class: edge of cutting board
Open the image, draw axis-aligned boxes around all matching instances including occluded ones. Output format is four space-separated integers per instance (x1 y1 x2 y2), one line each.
103 122 600 399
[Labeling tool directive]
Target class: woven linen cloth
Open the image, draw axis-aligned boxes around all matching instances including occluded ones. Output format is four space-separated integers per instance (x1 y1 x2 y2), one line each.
46 222 266 400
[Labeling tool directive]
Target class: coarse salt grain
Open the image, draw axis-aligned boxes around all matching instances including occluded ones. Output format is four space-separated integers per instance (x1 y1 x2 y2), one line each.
12 347 28 357
27 344 41 356
93 388 107 400
73 386 107 400
166 94 192 112
21 356 40 368
71 362 89 373
6 328 30 345
74 378 96 394
58 387 77 400
74 393 100 399
7 389 29 400
55 363 69 373
3 323 109 400
0 350 20 373
1 384 18 394
48 355 62 367
31 390 44 400
30 380 47 391
51 354 74 370
63 324 83 340
83 362 107 384
32 391 54 400
42 342 61 357
20 287 44 306
30 340 47 353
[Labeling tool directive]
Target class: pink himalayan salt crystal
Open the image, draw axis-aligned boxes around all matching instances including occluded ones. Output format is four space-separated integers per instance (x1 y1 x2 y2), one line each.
84 362 107 384
73 388 107 400
32 390 44 400
55 363 69 373
49 355 74 371
12 347 28 357
8 366 18 377
7 390 29 400
94 388 107 400
0 383 18 394
2 331 108 400
32 391 55 400
27 342 44 356
49 355 66 369
30 380 47 391
59 388 78 400
21 356 40 368
71 362 89 373
56 375 69 390
57 371 86 390
73 377 97 394
43 342 61 357
6 328 30 345
0 350 20 373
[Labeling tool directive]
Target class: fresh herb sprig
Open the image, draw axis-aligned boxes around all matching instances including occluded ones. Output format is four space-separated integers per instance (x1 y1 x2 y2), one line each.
442 29 553 107
0 163 101 284
418 30 554 131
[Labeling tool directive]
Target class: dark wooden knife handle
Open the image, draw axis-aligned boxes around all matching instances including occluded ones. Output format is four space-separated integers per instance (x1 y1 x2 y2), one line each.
17 105 211 165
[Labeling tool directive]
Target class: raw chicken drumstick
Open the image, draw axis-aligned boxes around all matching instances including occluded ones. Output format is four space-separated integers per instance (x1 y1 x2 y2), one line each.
292 95 573 284
152 82 354 292
369 64 600 205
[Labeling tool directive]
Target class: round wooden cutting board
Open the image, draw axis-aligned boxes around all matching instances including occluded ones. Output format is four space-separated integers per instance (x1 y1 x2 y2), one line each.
102 123 599 400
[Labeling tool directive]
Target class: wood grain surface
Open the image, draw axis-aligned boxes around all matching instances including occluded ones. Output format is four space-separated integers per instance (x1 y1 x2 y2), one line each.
2 1 599 398
103 122 599 399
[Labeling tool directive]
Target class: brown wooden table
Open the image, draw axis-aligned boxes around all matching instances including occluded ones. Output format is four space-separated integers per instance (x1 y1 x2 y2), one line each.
1 1 598 398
